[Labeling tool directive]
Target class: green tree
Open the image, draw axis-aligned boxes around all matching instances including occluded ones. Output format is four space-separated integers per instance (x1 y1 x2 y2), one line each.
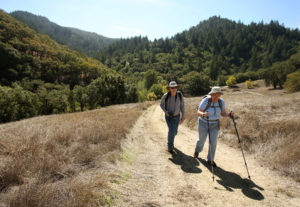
0 86 17 122
262 62 291 89
86 80 102 109
125 83 138 103
101 74 126 105
47 89 68 113
68 90 76 112
144 70 158 90
0 84 38 123
86 74 126 107
13 84 39 119
73 85 88 111
182 71 210 96
36 83 69 114
138 89 148 102
217 75 227 86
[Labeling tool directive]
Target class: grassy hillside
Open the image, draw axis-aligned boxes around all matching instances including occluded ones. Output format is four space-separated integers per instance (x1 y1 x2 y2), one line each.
0 102 153 206
184 80 300 182
10 10 118 56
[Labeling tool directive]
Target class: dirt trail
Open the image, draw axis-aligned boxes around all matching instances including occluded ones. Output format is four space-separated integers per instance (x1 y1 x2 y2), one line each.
112 105 300 207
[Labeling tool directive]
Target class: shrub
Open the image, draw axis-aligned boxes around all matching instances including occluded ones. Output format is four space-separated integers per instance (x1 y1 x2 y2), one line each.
252 81 259 87
226 76 237 87
284 71 300 92
245 79 254 89
147 92 157 101
149 83 164 99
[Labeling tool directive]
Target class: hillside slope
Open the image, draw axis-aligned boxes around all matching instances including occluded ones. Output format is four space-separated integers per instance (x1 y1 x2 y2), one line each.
10 10 118 56
97 16 300 80
0 9 111 86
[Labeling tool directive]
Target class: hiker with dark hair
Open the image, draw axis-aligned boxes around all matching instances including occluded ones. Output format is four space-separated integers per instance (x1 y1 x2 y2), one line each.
160 81 185 153
194 86 233 166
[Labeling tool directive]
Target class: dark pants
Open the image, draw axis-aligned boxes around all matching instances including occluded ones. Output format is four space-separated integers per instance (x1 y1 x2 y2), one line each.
165 115 180 148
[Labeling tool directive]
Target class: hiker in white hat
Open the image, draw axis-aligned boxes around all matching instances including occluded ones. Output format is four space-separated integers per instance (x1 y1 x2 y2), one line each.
160 81 185 153
193 86 233 167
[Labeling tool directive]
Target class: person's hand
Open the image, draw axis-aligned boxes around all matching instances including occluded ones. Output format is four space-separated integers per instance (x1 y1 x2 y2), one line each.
180 118 185 124
166 112 170 116
203 111 209 117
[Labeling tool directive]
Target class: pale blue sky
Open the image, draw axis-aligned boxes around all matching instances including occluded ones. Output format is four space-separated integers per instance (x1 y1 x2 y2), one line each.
1 0 299 40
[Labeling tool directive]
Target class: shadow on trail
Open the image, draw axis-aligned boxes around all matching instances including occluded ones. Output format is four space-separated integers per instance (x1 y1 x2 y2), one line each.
198 158 265 200
168 148 202 174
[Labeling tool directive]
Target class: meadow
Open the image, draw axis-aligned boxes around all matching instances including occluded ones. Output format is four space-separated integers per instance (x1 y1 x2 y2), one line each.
0 102 152 207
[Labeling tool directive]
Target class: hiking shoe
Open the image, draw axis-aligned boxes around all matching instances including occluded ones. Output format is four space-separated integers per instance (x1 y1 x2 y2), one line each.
193 151 199 158
207 160 217 167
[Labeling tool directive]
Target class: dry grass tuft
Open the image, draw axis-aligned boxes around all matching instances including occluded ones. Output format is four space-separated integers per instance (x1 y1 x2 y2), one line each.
8 181 102 207
0 102 153 206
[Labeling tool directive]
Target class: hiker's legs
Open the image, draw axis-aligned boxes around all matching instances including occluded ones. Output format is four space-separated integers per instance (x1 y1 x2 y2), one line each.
207 122 219 161
174 115 180 136
165 115 180 148
195 120 208 153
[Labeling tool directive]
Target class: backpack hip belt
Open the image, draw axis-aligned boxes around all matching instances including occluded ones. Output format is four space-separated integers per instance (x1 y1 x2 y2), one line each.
202 118 219 121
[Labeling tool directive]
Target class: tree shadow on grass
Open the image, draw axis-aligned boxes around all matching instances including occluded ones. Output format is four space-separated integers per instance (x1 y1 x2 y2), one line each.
168 147 202 174
198 158 265 200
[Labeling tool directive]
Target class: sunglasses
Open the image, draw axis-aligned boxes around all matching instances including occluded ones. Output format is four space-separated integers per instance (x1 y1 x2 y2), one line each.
170 87 177 89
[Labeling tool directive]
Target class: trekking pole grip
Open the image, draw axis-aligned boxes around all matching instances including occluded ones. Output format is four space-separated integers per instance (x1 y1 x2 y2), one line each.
230 110 234 119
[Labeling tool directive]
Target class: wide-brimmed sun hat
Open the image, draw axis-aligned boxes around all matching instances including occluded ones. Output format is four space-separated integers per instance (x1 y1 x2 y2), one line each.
166 81 180 89
208 86 223 95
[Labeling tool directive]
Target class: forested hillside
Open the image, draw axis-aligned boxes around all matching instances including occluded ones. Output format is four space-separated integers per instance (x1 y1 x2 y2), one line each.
10 11 300 96
97 16 300 94
10 11 118 56
1 10 300 123
0 10 137 123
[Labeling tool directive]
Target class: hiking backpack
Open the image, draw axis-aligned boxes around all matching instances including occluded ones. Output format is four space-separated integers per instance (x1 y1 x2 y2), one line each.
202 95 223 112
164 91 183 111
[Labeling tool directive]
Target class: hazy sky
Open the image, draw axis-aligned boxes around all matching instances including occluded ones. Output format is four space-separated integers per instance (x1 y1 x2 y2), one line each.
1 0 299 40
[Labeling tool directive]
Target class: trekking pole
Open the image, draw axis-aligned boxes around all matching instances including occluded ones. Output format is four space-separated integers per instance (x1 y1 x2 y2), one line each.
207 115 215 182
231 114 251 180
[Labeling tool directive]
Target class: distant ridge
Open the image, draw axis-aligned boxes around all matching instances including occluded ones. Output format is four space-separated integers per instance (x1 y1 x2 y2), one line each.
10 10 118 56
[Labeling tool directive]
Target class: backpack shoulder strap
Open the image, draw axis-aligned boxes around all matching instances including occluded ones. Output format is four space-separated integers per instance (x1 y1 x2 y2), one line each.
177 91 183 101
218 99 223 111
203 96 212 112
165 92 171 110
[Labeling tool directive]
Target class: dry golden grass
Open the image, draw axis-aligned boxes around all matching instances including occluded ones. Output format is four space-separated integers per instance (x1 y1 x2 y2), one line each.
184 83 300 182
0 102 153 206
